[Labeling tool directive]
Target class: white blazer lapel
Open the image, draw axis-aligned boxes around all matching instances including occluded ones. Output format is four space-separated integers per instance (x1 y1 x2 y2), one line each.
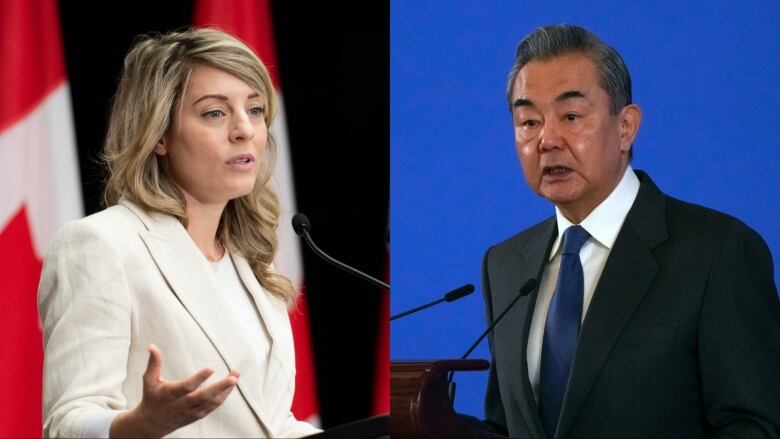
232 254 296 422
121 200 274 434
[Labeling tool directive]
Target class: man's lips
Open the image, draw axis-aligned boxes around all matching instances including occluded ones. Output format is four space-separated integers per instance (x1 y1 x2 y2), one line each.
542 165 573 176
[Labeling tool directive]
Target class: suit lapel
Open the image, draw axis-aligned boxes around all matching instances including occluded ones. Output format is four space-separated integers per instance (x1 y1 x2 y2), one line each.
121 200 273 435
556 172 669 437
499 218 556 437
232 255 294 422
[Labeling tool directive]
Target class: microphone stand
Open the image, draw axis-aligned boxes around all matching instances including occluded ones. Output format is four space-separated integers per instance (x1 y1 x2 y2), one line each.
447 278 539 403
299 225 389 290
391 284 475 321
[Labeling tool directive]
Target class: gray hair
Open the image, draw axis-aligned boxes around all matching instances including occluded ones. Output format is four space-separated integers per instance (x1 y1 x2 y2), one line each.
506 24 632 115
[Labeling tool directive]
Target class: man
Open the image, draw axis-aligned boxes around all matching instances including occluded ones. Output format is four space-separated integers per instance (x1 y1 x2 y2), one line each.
480 24 780 437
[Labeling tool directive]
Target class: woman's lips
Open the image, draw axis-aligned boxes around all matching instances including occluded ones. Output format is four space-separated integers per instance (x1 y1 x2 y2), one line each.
226 154 255 170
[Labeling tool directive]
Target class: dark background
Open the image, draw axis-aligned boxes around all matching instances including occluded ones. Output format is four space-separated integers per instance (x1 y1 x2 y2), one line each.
59 0 388 428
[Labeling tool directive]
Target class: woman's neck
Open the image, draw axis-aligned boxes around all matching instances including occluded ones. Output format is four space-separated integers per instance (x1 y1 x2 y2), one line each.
181 191 226 262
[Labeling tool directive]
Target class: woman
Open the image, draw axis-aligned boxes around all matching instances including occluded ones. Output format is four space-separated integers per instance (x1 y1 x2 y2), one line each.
38 28 319 438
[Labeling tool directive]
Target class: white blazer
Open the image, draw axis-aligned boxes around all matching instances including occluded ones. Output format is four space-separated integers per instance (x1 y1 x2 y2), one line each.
38 199 319 438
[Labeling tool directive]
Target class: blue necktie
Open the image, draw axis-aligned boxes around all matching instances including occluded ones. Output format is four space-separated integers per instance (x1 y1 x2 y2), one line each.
539 225 590 437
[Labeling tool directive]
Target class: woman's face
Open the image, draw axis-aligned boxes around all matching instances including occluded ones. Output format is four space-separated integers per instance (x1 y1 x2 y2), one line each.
155 65 268 206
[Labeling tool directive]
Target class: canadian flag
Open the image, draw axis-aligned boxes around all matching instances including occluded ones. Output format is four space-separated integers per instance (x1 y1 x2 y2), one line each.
0 0 83 436
193 0 320 425
373 245 390 414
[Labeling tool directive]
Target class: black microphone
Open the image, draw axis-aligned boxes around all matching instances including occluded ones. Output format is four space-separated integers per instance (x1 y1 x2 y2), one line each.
390 284 475 321
447 278 539 397
292 213 389 290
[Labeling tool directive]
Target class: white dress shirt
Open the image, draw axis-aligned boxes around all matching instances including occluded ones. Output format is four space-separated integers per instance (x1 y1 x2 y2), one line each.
526 166 640 402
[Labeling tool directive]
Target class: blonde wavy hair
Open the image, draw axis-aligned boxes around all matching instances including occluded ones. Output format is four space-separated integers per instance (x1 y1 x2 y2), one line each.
102 27 297 306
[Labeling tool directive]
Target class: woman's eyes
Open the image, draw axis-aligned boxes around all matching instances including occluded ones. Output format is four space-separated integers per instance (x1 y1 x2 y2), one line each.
248 106 265 117
203 109 225 119
202 107 264 119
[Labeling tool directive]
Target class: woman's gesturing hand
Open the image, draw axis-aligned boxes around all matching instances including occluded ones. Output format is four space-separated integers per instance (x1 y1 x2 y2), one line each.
110 344 240 438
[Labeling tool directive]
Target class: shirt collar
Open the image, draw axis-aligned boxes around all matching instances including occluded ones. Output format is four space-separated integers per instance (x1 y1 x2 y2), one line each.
548 165 640 261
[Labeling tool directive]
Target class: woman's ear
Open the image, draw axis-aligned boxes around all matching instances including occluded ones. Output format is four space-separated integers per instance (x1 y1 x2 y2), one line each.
154 137 168 156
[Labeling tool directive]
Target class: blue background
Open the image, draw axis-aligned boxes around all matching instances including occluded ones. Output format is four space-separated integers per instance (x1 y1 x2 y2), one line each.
390 1 780 419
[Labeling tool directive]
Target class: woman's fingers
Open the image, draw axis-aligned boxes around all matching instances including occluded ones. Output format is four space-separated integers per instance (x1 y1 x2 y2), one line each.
168 367 215 397
142 343 163 386
212 379 237 404
136 345 240 435
185 373 238 407
141 346 238 411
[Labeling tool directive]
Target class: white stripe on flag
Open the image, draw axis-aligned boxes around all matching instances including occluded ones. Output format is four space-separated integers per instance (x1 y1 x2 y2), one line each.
0 83 82 254
271 96 303 288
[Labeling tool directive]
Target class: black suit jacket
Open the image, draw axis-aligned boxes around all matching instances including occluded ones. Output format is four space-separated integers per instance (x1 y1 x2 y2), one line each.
481 171 780 438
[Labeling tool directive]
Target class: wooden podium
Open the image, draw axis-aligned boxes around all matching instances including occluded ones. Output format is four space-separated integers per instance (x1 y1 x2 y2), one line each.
390 360 507 438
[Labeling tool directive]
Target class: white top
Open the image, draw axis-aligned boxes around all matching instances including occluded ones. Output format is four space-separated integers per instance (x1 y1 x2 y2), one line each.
81 252 272 438
210 251 272 375
526 166 641 402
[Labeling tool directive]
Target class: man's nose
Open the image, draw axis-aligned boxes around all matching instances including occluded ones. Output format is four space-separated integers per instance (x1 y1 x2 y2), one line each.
539 119 563 151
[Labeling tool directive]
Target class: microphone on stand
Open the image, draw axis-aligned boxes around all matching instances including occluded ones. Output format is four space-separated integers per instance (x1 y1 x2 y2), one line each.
390 284 475 321
447 278 539 402
292 213 389 290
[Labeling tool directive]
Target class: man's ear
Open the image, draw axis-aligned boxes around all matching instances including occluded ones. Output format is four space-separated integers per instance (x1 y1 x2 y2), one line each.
619 104 642 153
154 136 168 156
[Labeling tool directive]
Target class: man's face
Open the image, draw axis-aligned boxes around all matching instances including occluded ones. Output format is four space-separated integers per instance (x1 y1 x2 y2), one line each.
511 52 640 223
